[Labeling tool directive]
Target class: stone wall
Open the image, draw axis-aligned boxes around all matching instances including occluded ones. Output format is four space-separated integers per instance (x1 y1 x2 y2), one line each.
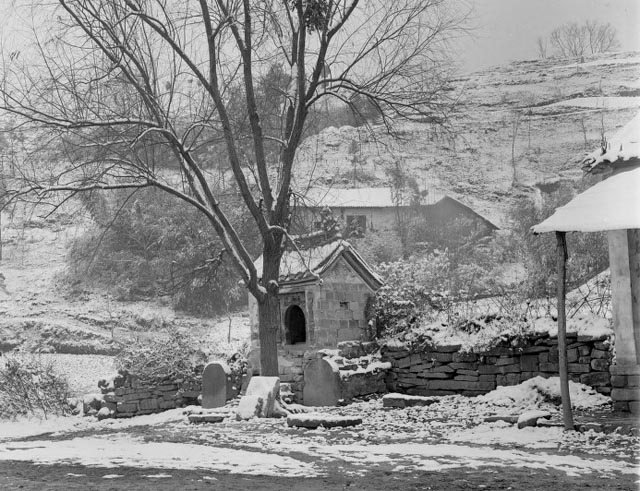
610 364 640 413
98 372 201 418
383 332 613 398
312 258 374 346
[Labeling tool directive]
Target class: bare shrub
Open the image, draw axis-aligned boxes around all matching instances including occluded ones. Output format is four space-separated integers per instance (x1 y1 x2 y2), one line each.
115 329 207 384
0 354 71 419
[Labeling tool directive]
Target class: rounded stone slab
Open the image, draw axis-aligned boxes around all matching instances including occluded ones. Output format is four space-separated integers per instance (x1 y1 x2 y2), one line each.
303 358 341 406
286 413 362 429
202 361 230 409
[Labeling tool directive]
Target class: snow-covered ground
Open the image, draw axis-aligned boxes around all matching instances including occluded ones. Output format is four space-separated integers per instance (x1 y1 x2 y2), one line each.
0 377 637 480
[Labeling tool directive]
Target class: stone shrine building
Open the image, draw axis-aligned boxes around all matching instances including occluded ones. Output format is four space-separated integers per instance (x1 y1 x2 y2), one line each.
248 238 384 401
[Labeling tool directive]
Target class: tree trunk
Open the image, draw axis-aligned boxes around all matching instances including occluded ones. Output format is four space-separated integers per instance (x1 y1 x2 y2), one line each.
257 293 280 376
256 239 282 376
556 231 574 430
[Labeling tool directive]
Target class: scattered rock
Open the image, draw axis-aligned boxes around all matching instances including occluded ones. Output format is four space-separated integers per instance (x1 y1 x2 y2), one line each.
517 410 551 429
483 415 519 424
236 395 264 420
82 393 104 415
287 413 363 429
96 407 113 420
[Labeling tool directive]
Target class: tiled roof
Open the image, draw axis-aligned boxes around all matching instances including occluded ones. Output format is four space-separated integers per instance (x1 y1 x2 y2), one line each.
532 166 640 233
300 186 446 208
253 239 384 289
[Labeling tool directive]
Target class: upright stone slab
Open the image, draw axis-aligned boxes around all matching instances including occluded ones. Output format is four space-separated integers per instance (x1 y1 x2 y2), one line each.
202 361 230 409
303 358 341 406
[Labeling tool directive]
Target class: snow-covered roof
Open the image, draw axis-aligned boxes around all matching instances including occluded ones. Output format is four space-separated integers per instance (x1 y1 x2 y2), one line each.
582 111 640 174
253 239 384 289
532 166 640 233
300 186 446 208
297 187 499 230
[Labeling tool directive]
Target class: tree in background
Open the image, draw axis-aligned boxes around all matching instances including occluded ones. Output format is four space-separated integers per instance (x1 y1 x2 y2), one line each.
68 188 259 315
506 181 609 299
546 20 620 58
0 0 468 375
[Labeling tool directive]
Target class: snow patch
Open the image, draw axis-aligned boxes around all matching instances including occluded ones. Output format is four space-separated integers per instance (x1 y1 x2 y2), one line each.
0 434 318 477
477 376 610 410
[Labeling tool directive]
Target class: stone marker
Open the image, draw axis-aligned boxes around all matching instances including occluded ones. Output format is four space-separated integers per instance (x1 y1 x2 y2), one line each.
517 410 551 429
188 414 225 424
236 376 280 419
382 393 439 408
287 413 362 429
303 358 341 406
202 361 230 409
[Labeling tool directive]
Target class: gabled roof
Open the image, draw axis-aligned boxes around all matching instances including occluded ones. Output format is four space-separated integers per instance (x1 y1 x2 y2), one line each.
532 166 640 233
300 186 446 208
582 112 640 174
298 186 499 229
253 239 384 290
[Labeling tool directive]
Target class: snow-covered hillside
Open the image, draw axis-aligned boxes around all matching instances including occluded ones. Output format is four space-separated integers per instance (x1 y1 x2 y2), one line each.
293 51 640 229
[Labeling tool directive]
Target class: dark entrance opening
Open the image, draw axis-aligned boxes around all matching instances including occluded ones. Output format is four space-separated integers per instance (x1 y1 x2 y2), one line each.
285 305 306 344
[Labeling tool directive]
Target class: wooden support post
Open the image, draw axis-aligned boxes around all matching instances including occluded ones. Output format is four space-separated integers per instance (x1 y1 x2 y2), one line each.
556 231 574 430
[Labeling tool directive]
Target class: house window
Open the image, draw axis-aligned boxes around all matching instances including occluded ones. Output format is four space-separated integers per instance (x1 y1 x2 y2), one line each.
284 305 306 344
345 215 366 237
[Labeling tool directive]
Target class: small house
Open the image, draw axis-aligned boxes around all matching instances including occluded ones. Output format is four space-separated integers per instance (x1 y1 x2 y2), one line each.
248 238 384 399
292 186 498 242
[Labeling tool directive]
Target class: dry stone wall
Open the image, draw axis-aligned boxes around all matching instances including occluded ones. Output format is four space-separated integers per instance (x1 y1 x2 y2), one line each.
383 332 613 397
98 372 201 418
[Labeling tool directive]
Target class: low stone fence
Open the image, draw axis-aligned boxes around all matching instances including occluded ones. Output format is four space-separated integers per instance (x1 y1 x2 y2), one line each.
382 332 613 398
97 372 202 418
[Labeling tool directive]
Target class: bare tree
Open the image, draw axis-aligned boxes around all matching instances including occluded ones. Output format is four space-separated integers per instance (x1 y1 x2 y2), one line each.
0 0 468 375
536 36 547 59
548 20 620 58
550 22 588 58
585 20 620 54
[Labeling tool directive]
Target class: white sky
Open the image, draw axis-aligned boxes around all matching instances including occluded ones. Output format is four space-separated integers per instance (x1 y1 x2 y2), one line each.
0 0 639 74
458 0 640 71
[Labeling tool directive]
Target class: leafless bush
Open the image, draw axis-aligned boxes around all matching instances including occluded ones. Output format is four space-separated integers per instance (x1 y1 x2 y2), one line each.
115 329 207 384
0 354 71 419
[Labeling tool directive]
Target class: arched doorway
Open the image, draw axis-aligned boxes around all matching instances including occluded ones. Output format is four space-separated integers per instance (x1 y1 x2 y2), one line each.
284 305 306 344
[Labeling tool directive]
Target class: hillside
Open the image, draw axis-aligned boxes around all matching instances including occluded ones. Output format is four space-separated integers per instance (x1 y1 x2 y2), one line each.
293 51 640 228
1 51 637 353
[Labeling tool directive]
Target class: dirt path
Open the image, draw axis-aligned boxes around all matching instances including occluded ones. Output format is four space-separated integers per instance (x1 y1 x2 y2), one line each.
0 458 634 490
